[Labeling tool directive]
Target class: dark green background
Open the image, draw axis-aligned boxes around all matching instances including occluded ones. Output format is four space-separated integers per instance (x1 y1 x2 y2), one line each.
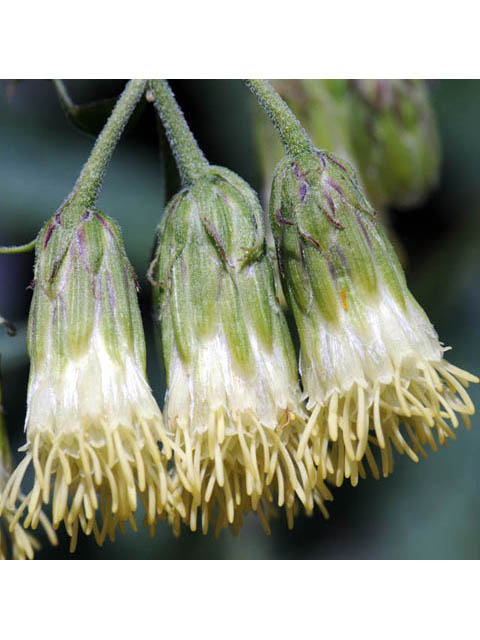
0 80 478 559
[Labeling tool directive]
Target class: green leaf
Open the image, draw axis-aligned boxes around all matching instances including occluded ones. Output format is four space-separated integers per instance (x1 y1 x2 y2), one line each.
53 80 146 137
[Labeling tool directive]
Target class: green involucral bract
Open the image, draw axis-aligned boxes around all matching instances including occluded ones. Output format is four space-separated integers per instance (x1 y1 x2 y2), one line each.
270 151 408 328
30 206 145 373
270 148 477 487
150 166 332 536
152 167 284 379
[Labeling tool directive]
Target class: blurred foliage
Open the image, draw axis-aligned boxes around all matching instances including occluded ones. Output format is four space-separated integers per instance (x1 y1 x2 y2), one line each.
0 80 478 559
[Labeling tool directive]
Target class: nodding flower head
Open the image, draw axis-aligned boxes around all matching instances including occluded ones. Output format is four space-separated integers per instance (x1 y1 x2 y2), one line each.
0 206 174 551
270 149 478 487
151 166 332 536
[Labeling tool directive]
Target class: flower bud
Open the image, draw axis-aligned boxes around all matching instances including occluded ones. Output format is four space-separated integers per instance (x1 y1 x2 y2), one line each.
0 206 173 550
151 166 332 535
348 79 441 208
270 149 477 486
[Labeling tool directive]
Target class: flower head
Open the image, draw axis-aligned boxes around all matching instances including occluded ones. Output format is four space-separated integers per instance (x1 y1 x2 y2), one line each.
270 149 478 486
0 206 172 550
151 166 332 534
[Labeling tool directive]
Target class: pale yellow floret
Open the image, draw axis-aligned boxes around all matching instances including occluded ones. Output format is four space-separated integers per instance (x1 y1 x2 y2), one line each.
0 418 172 553
0 491 57 560
0 337 174 552
300 358 478 487
167 407 333 536
1 440 57 560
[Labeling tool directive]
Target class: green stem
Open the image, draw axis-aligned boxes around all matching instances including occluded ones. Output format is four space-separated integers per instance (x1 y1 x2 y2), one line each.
0 238 36 254
245 79 313 157
66 79 147 209
149 80 209 186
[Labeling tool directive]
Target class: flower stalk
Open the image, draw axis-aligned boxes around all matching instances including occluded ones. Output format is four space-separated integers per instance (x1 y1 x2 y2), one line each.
65 79 147 211
245 79 314 157
149 79 209 186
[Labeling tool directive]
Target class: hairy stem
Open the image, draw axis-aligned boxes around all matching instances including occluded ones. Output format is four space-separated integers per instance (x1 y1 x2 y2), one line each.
66 79 147 209
245 79 313 157
150 80 209 186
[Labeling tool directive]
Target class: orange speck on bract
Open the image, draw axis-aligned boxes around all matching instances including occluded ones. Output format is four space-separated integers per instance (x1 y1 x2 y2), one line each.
340 289 348 311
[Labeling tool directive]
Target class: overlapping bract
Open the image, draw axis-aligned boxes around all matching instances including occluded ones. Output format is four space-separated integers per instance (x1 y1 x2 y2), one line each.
151 166 332 535
270 149 478 486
